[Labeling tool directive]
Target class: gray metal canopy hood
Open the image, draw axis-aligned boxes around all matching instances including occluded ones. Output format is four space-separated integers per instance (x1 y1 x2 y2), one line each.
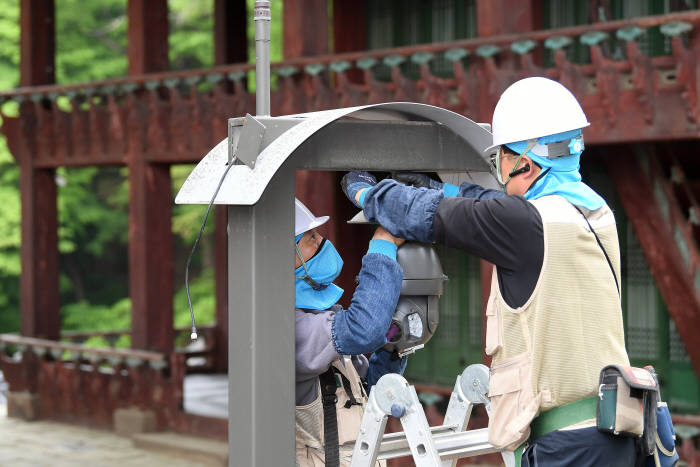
175 102 498 207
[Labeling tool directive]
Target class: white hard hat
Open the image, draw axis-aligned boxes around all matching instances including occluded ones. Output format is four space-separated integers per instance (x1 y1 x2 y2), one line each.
486 77 589 152
295 198 329 237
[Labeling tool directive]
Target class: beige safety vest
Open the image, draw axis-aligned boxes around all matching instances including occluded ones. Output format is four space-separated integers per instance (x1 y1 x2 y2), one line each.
296 356 385 467
485 195 630 450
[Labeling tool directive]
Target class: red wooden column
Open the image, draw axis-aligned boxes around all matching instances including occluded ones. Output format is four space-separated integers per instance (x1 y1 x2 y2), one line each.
329 0 369 302
126 0 173 352
333 0 366 53
475 1 538 360
213 0 248 372
282 0 329 58
283 0 361 303
476 0 537 37
333 0 366 84
18 0 59 340
283 0 332 224
475 0 539 119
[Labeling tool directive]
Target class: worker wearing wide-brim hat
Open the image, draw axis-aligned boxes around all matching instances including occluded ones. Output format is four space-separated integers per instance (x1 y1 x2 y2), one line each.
293 197 406 466
341 77 634 466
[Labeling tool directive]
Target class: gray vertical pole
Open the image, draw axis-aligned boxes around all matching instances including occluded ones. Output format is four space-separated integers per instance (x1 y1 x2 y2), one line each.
228 167 295 465
254 0 271 116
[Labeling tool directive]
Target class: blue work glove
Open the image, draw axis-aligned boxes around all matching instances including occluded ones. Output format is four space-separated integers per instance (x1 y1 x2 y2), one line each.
341 171 377 208
392 172 459 197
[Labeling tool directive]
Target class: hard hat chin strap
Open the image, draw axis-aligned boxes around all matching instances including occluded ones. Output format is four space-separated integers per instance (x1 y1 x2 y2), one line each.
499 140 537 185
295 243 328 291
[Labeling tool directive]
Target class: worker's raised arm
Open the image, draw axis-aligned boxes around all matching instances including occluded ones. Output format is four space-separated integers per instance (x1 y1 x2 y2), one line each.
343 176 442 243
392 171 506 200
341 172 545 309
331 227 404 356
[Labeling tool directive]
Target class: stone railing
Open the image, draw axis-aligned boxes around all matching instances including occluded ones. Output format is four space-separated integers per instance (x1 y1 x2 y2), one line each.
0 10 698 168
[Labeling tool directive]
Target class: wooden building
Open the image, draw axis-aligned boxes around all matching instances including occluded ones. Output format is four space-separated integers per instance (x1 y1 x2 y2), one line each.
1 0 700 460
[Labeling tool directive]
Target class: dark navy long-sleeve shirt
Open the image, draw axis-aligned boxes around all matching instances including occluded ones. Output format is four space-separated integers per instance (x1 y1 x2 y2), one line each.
363 179 544 309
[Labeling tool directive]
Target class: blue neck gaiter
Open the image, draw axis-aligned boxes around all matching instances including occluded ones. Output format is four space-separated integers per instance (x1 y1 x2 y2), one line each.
295 239 344 310
506 130 605 211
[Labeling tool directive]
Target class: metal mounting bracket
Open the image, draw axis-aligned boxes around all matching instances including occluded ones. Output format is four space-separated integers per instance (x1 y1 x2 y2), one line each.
234 114 266 168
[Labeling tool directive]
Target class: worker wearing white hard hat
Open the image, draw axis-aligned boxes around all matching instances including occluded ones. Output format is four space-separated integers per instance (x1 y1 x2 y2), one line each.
341 77 634 466
293 197 406 466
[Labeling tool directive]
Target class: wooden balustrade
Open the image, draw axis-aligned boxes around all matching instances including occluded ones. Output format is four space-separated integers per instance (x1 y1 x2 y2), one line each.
1 11 698 169
0 331 226 438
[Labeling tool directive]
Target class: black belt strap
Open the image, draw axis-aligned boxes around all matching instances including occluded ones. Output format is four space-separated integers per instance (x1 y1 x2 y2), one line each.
339 372 362 409
319 368 340 467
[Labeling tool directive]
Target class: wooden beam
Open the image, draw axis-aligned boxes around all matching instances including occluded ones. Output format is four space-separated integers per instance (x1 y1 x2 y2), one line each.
20 0 55 86
214 0 248 65
127 0 169 75
475 0 537 319
19 164 59 340
127 0 173 352
282 2 355 303
283 0 329 58
606 145 700 379
18 0 59 340
332 0 366 83
212 0 248 372
333 0 366 53
128 160 174 352
476 0 536 37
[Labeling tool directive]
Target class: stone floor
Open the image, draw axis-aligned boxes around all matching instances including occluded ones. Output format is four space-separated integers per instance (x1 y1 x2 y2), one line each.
0 404 223 467
0 370 226 466
0 372 504 466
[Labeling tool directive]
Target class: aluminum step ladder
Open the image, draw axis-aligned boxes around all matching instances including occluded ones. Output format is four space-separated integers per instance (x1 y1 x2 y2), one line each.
350 364 516 467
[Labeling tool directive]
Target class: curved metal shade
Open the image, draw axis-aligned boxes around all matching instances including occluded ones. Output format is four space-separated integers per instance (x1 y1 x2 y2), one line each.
175 102 496 206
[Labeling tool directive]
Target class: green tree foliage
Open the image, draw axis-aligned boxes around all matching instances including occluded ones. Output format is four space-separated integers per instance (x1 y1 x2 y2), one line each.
0 0 287 338
56 0 128 83
0 0 20 331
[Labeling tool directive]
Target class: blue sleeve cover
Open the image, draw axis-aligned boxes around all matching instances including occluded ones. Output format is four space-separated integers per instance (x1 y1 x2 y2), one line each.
457 182 506 200
363 179 442 243
367 239 397 260
367 349 408 391
331 253 403 355
442 183 460 198
358 188 369 207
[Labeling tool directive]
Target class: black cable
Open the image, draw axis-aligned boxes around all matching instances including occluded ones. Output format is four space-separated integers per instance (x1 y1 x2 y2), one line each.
185 161 234 341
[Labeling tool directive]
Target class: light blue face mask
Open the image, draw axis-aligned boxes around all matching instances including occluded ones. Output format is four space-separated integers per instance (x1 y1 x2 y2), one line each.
295 238 344 310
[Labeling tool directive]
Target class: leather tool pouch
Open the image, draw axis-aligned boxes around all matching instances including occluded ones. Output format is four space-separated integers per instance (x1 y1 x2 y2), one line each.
596 365 658 443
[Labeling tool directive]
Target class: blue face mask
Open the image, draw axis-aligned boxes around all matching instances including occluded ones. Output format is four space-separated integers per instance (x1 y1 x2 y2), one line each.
295 238 344 310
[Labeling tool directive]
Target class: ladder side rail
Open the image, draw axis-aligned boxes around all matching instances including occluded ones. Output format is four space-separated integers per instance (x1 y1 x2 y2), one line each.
350 391 389 467
397 385 443 466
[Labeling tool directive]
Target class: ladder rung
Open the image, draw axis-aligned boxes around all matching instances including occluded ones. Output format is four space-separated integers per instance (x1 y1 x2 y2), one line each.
374 425 458 458
375 427 499 460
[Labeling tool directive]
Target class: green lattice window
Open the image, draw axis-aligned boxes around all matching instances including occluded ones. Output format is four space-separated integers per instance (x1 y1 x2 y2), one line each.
367 0 476 80
542 0 698 66
404 245 483 387
584 160 700 413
